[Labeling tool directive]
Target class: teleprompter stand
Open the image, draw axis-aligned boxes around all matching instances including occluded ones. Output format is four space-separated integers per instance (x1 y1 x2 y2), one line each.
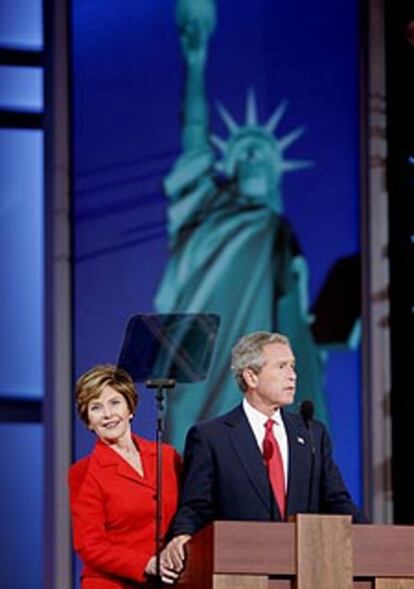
146 377 176 583
118 313 220 587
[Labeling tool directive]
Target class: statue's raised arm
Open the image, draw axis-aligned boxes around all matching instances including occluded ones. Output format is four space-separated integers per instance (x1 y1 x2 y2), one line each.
163 0 217 223
176 0 216 153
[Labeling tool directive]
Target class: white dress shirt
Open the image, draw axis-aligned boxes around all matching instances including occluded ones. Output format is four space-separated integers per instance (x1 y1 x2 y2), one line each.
242 398 289 491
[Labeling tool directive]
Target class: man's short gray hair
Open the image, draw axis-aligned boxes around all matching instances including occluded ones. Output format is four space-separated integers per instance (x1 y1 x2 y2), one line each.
231 331 291 392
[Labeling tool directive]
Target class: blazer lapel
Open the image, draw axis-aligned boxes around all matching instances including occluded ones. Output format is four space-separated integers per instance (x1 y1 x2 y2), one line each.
94 435 156 489
135 435 157 489
283 411 313 514
225 406 275 515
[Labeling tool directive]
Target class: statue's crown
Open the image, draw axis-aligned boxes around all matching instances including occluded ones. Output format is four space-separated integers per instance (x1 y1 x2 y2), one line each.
211 89 312 179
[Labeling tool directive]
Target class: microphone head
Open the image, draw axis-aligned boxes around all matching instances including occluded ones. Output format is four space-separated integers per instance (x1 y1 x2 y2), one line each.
300 400 314 422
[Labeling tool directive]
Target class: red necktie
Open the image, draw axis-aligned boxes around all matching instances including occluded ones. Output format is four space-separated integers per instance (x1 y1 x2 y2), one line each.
263 418 286 519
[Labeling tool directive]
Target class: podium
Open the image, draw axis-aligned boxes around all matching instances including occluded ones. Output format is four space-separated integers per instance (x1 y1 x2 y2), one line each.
177 516 414 589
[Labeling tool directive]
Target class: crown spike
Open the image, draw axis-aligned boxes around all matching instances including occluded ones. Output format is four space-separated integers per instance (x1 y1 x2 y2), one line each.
279 126 306 151
210 134 228 153
280 159 314 172
216 102 239 135
265 100 288 133
246 88 258 126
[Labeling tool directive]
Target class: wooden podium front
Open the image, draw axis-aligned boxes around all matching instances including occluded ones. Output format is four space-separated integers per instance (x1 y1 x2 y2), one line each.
177 516 414 589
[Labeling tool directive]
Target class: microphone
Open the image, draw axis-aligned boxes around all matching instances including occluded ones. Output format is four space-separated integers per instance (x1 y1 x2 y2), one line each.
300 399 315 455
299 400 316 513
300 399 314 426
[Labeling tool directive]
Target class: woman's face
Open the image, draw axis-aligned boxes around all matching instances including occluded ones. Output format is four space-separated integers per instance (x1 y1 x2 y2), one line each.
87 385 132 444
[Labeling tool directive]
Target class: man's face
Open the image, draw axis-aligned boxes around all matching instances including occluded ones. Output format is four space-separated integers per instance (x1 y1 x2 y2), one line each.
243 343 297 416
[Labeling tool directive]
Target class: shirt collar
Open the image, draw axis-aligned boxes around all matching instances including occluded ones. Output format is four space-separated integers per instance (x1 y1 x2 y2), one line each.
242 397 282 448
243 397 281 424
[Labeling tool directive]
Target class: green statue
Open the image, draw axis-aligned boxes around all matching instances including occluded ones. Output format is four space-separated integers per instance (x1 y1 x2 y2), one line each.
155 0 327 452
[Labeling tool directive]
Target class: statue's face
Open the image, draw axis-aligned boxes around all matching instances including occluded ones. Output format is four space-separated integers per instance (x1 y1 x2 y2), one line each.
232 137 281 201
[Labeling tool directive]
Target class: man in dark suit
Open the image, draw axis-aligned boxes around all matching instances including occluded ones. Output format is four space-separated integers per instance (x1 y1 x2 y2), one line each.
162 331 366 572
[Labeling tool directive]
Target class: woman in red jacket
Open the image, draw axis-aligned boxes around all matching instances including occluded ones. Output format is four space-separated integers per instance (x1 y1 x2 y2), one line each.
68 364 181 588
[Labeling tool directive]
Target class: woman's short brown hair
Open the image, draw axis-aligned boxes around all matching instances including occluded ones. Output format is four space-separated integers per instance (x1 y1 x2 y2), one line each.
75 364 138 426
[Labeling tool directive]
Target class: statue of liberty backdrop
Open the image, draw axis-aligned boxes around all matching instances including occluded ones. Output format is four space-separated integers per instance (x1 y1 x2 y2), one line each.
156 0 344 451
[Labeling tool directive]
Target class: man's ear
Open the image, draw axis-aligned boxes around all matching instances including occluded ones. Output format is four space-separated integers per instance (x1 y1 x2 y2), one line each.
242 367 258 389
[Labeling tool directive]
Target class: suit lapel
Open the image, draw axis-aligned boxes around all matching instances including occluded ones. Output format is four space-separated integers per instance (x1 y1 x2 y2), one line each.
283 411 313 514
225 406 275 515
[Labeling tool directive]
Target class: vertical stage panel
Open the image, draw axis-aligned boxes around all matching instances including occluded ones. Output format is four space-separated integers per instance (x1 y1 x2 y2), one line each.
295 514 353 589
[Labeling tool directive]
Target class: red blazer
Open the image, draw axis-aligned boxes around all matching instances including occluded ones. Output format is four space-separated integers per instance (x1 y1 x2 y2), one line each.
68 434 181 588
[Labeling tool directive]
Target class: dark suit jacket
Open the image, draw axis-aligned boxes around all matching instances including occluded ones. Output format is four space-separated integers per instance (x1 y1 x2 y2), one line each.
69 434 181 588
171 404 365 536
